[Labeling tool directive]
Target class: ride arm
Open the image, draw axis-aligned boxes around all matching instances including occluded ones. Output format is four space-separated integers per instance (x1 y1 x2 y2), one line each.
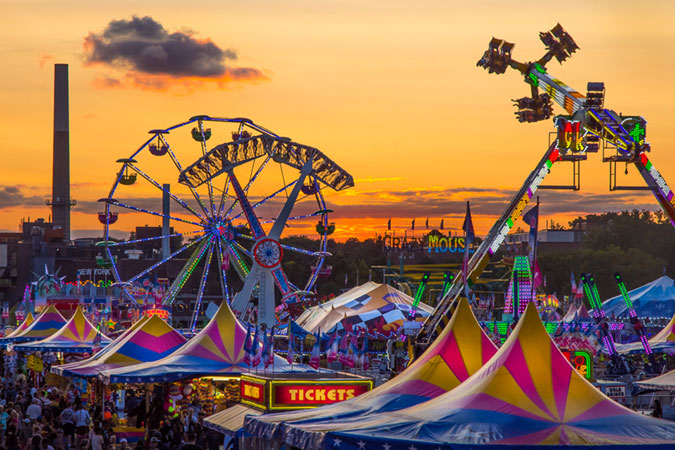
633 151 675 225
614 273 652 355
417 141 562 345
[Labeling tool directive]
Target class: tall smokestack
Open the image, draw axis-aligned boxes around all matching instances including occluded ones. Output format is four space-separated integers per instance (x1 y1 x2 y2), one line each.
51 63 71 241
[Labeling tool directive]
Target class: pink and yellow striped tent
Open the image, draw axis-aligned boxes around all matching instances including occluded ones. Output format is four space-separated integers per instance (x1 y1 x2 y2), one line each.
2 305 66 345
3 312 34 339
52 316 149 376
15 306 111 353
313 303 675 449
245 297 498 444
52 314 186 378
100 300 312 384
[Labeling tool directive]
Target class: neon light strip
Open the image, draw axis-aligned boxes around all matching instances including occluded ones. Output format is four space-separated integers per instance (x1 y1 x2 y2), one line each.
190 237 215 332
488 149 559 255
127 163 206 221
108 230 204 247
127 234 208 284
111 200 205 228
227 182 296 223
195 121 218 218
159 134 211 217
164 237 212 304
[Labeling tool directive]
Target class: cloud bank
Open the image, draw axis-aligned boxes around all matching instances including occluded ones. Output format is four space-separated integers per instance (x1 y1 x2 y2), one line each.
84 16 267 91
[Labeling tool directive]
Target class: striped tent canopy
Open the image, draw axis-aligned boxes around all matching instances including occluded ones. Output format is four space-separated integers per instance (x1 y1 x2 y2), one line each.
52 316 150 377
0 305 66 346
319 303 675 449
99 300 314 384
634 368 675 391
52 314 185 377
3 313 34 339
245 297 498 446
561 303 592 322
617 312 675 354
295 282 433 336
15 306 112 353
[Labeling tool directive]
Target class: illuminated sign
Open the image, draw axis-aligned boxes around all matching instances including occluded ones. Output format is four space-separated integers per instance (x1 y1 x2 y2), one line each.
561 349 593 380
271 383 370 407
144 308 170 320
240 378 266 409
269 380 372 410
556 118 584 153
382 232 475 254
240 375 373 411
427 235 472 253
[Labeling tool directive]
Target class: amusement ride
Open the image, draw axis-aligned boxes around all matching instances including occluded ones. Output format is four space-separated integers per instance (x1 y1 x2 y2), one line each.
417 24 675 350
99 116 353 330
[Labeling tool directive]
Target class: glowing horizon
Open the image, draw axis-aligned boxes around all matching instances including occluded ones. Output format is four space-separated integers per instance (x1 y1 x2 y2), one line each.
2 2 675 242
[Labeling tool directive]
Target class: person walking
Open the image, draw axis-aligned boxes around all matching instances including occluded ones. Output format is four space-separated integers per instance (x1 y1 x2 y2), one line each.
73 404 90 448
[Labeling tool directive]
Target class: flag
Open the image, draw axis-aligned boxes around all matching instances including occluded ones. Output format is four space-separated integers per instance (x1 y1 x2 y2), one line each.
222 251 230 271
440 219 444 230
262 326 275 369
243 323 253 364
462 202 475 298
411 218 415 230
522 204 539 266
571 271 577 296
358 332 370 370
326 329 340 363
533 260 543 289
251 326 262 366
308 329 321 370
425 218 429 229
387 218 391 230
286 320 295 364
338 331 351 366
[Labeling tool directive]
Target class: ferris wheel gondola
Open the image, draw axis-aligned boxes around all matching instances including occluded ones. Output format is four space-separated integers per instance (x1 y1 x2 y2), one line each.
101 116 353 330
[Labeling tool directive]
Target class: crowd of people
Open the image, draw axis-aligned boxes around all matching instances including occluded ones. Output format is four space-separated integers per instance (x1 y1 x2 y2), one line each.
0 374 222 450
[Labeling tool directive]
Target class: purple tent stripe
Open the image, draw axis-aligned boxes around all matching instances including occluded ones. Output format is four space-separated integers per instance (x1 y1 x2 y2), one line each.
503 340 556 420
550 341 573 420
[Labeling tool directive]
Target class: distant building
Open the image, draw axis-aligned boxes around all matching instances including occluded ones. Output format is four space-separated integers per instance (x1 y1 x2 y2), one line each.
504 229 583 254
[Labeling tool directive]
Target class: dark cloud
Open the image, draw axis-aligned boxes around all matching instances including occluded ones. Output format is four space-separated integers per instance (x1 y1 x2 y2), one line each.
84 15 265 88
0 186 47 209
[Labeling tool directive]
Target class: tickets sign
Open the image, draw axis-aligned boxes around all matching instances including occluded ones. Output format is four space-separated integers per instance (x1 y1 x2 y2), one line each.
271 383 370 408
240 375 373 411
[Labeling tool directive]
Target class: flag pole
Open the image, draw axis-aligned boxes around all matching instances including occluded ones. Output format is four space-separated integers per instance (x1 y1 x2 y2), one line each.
532 196 539 305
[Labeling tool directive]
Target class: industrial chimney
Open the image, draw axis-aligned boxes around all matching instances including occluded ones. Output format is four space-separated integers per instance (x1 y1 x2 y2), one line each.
50 63 73 241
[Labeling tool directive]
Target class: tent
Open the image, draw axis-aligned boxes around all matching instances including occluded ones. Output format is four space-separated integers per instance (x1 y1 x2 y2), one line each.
0 305 66 346
15 306 111 353
2 313 34 339
602 275 675 318
617 312 675 354
52 316 149 376
245 297 498 445
310 303 675 449
561 303 592 322
52 314 186 377
634 368 675 391
295 282 433 335
99 301 314 383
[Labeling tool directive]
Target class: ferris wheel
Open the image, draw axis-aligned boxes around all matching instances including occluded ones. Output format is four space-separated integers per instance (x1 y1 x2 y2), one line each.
99 115 353 330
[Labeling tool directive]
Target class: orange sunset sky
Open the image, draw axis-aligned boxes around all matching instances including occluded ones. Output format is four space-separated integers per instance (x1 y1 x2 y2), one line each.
2 0 675 241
